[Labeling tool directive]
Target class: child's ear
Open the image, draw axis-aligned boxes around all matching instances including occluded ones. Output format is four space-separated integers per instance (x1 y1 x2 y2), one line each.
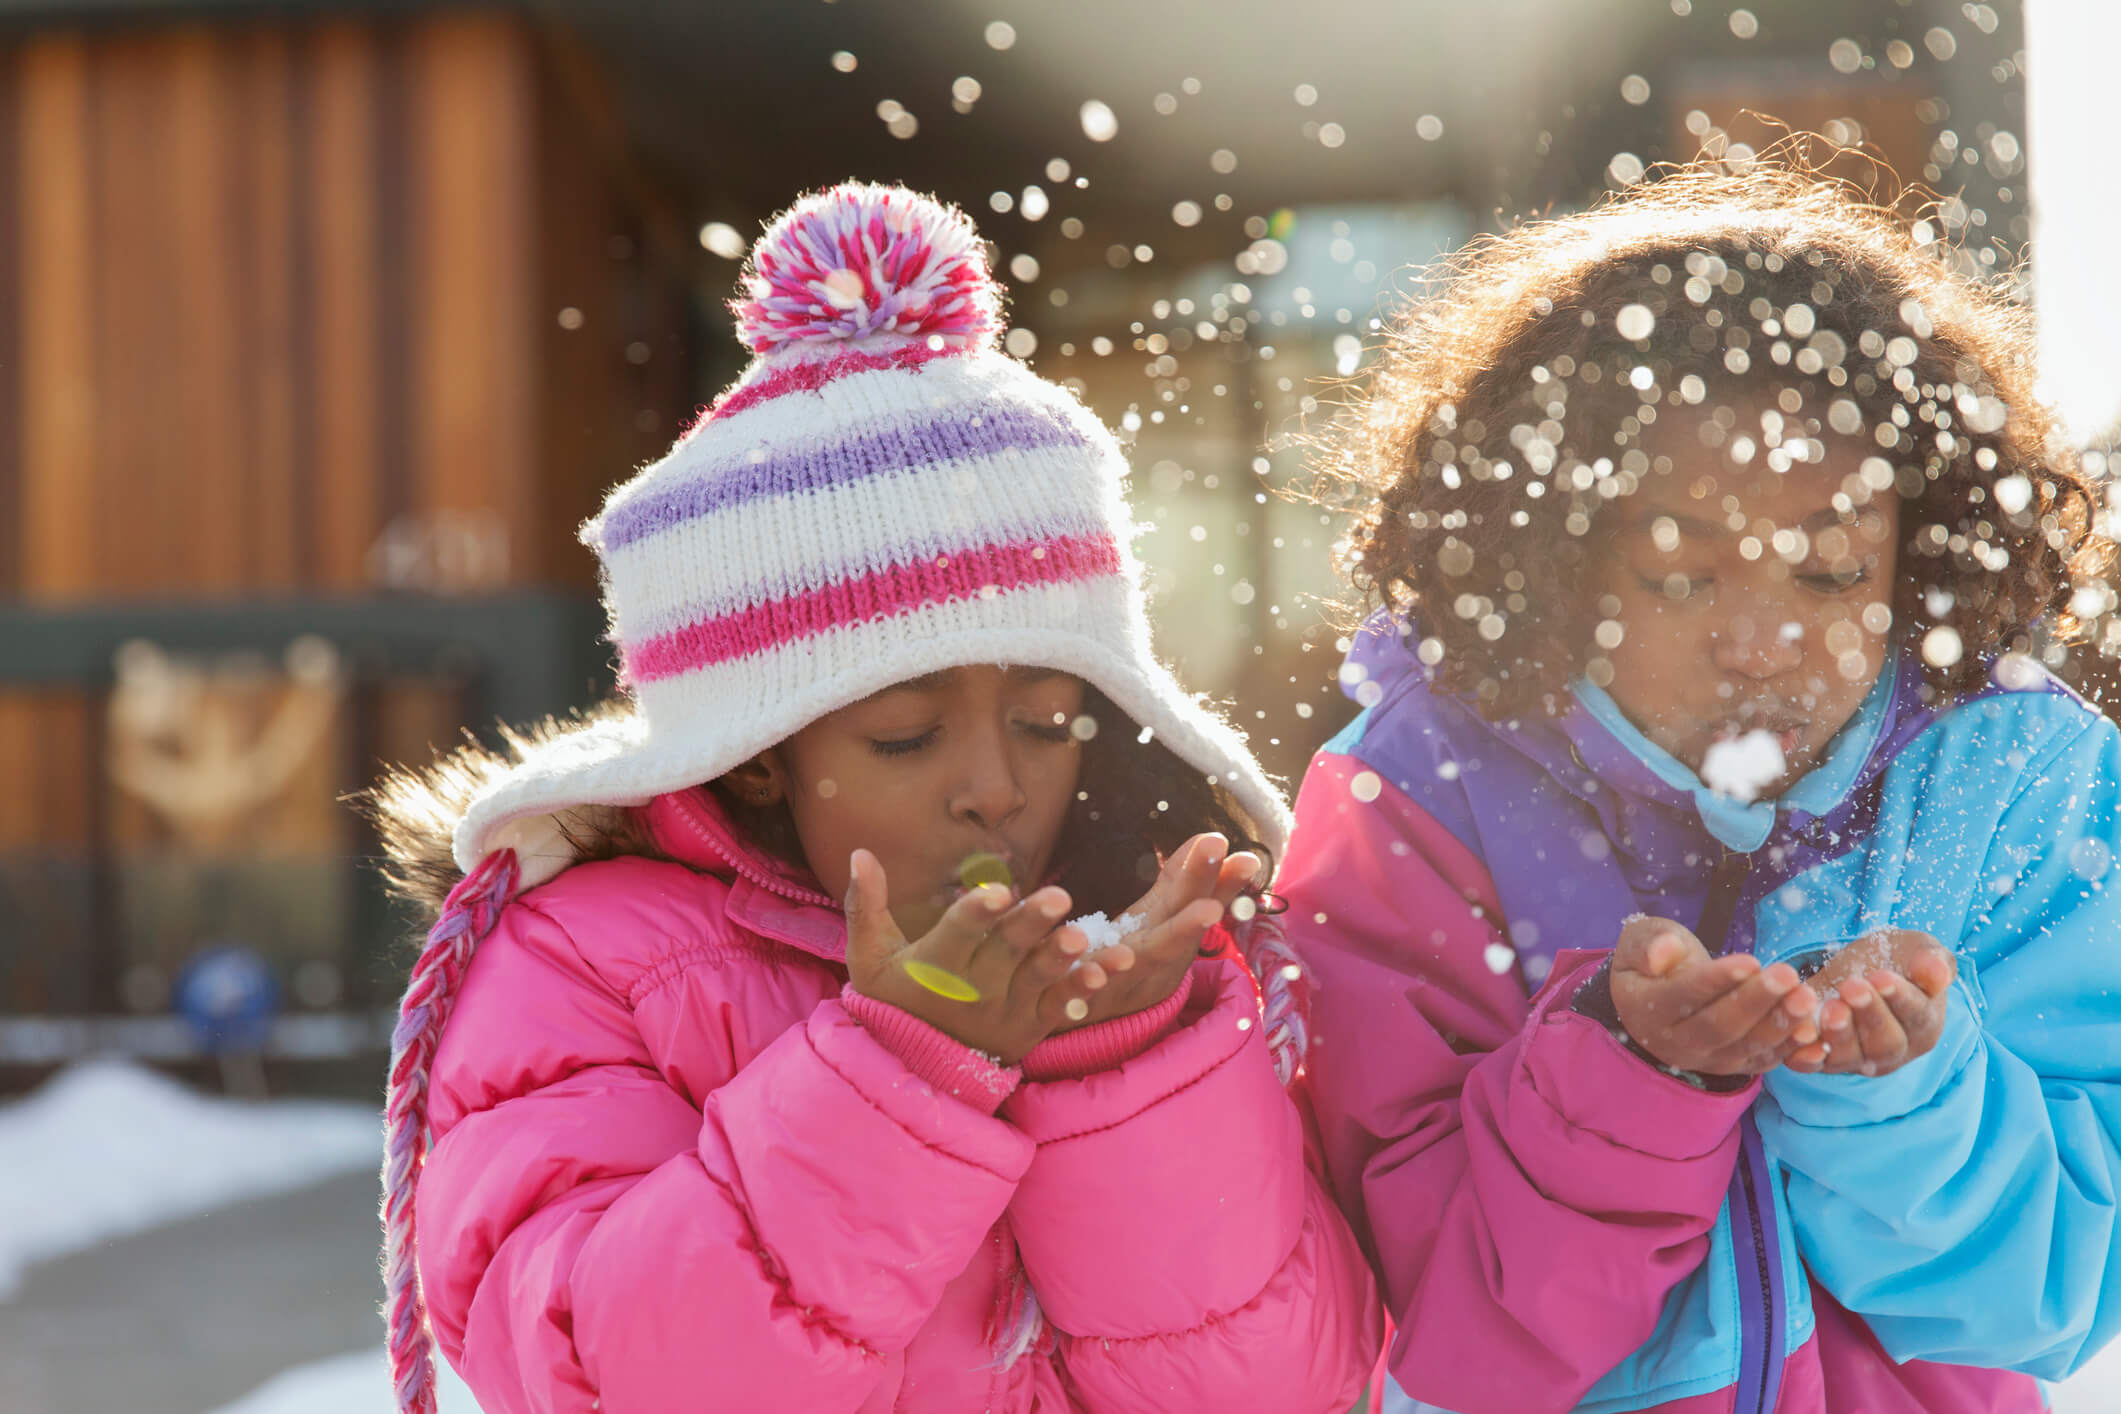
722 750 790 807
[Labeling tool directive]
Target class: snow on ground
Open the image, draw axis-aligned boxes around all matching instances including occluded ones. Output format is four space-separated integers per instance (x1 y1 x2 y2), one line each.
0 1057 379 1297
12 1055 2121 1413
2053 1336 2121 1413
208 1347 481 1414
218 1339 2121 1414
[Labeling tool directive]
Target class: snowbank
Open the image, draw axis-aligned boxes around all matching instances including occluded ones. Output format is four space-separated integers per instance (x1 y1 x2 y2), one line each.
0 1057 379 1297
209 1347 480 1414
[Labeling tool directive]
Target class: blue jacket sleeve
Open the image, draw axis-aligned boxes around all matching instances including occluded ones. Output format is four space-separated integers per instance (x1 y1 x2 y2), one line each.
1756 711 2121 1378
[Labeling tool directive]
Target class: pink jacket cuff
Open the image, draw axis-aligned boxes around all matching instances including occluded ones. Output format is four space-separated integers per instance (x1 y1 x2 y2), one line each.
1525 951 1759 1158
1020 970 1197 1083
839 986 1022 1113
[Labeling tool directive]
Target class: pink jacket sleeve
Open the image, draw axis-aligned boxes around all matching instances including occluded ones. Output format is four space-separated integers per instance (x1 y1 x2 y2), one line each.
1282 753 1755 1414
1000 956 1385 1412
416 893 1036 1414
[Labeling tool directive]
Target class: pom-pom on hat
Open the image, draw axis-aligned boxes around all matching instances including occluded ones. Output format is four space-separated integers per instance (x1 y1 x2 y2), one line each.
732 183 1000 354
452 181 1292 883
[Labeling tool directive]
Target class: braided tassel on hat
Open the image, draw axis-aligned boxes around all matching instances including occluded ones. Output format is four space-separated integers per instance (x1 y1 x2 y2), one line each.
381 849 520 1414
1236 912 1312 1088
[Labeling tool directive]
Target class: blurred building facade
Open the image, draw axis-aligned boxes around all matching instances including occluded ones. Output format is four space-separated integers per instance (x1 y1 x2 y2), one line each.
0 0 2022 1087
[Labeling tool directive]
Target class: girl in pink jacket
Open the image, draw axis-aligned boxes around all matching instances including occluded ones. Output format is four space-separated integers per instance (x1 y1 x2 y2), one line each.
368 183 1381 1414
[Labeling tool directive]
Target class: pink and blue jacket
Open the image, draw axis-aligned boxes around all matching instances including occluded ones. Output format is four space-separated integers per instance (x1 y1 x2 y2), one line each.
415 785 1382 1412
1280 617 2121 1414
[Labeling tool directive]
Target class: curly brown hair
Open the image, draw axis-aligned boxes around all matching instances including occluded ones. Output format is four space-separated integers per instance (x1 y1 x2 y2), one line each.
1320 155 2106 718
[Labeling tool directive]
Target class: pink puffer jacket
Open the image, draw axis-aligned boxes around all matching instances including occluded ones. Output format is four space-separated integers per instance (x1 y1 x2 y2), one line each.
416 787 1382 1412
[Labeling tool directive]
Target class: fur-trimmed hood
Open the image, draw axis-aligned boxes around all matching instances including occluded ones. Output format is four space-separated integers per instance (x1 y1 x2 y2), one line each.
361 705 645 922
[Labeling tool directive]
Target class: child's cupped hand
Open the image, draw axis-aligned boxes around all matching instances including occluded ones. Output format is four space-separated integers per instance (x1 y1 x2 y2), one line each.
843 848 1097 1064
842 837 1259 1062
1611 917 1821 1079
1782 929 1955 1078
1046 833 1262 1036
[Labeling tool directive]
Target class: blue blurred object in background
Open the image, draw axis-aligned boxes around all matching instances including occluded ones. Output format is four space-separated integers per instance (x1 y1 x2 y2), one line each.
174 946 279 1056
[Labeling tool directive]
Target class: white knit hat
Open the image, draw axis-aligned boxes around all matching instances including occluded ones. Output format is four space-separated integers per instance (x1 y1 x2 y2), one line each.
453 182 1291 879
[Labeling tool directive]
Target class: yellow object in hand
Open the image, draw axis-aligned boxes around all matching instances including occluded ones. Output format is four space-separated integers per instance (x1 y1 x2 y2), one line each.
956 852 1015 891
902 958 981 1002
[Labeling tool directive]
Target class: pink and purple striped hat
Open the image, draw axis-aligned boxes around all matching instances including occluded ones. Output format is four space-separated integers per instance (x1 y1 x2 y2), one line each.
452 182 1290 877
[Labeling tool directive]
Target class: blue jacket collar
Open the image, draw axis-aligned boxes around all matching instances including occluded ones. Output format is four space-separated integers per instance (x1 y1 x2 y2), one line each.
1568 644 1902 852
1343 614 1938 863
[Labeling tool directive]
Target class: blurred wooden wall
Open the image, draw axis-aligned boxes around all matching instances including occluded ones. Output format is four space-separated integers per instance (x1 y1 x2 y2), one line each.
0 10 691 603
0 9 693 871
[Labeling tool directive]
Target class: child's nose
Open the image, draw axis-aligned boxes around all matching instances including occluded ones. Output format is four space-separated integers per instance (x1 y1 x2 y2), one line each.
948 739 1028 830
1713 613 1804 679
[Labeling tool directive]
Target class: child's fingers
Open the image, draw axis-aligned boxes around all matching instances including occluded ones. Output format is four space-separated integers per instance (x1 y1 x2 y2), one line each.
1902 941 1958 999
843 850 906 968
1784 1042 1828 1073
1669 961 1798 1057
1688 966 1807 1068
1667 954 1770 1020
1091 943 1137 975
917 881 1015 965
1010 923 1088 995
1038 956 1112 1029
984 886 1072 958
1839 976 1909 1073
1129 834 1197 920
1613 919 1712 985
1872 970 1949 1056
1137 834 1226 924
1210 852 1263 912
1137 897 1224 961
1813 997 1866 1074
1611 944 1750 1046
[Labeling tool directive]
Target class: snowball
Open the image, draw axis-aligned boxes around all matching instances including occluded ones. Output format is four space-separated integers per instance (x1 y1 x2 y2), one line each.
1068 911 1145 967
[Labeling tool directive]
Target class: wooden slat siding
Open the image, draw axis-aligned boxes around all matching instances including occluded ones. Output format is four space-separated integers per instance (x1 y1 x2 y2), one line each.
17 35 98 600
38 692 93 849
531 30 695 591
370 22 415 576
0 696 36 845
0 54 21 598
531 38 617 588
91 39 174 596
168 29 246 595
282 33 319 588
240 29 302 590
410 15 537 581
308 22 383 592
